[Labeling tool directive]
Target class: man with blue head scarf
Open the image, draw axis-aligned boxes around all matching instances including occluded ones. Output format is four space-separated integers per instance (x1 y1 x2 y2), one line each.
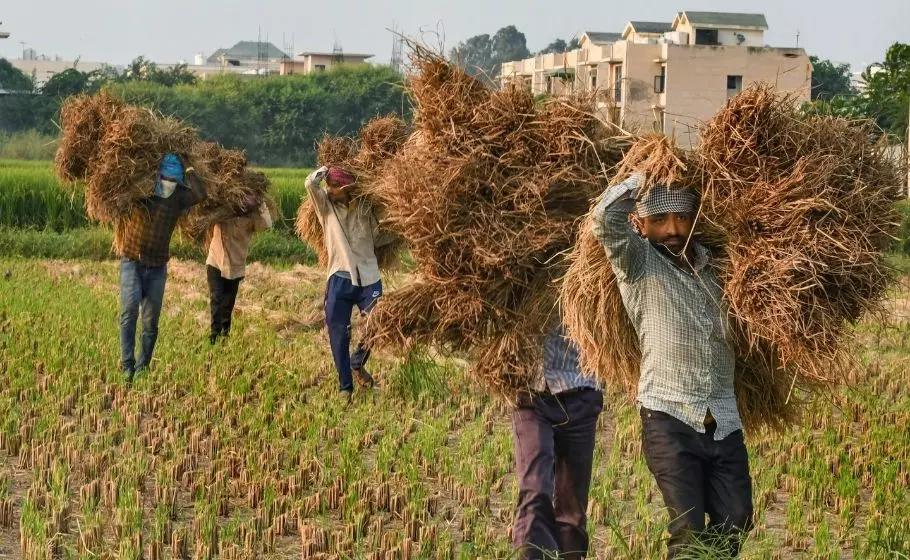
116 152 206 384
591 173 753 558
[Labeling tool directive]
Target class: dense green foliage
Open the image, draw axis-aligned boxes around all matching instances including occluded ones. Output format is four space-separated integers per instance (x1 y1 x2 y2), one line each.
0 61 408 166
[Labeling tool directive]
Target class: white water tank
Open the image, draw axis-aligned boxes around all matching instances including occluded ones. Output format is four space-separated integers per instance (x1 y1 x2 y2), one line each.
194 52 205 66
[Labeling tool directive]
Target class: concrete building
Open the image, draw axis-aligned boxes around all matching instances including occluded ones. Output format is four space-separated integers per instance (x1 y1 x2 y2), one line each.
501 10 811 147
8 59 114 87
280 52 374 75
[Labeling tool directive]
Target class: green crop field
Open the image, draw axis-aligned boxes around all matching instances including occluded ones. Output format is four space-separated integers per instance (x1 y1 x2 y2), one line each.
0 159 908 559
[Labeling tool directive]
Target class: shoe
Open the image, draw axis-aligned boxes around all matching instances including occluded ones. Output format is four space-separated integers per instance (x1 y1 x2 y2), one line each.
340 390 353 405
209 334 218 345
353 368 375 389
123 370 134 385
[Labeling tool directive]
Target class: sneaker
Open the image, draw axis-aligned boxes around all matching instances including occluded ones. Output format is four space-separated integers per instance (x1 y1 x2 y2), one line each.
353 368 375 389
340 390 353 405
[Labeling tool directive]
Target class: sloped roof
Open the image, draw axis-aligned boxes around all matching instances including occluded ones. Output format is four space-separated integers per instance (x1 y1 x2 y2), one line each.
675 12 768 30
629 21 674 34
207 41 288 63
581 31 622 45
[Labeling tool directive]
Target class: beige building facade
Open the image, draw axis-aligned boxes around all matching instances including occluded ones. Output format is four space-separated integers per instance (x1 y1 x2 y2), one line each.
501 11 811 147
280 52 373 75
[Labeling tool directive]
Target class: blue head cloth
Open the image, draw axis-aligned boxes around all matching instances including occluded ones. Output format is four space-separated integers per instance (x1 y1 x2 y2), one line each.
155 153 185 197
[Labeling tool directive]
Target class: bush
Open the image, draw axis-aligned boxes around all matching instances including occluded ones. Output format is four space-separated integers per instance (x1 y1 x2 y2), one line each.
0 131 59 160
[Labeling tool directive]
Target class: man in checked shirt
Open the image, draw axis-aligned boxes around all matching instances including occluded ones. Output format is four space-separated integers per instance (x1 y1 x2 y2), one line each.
511 318 603 559
592 174 752 558
117 153 206 384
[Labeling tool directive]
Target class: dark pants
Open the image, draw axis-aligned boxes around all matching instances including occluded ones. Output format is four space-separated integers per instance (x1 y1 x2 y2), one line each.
119 258 167 374
324 273 382 392
512 388 603 559
207 265 243 340
640 408 754 559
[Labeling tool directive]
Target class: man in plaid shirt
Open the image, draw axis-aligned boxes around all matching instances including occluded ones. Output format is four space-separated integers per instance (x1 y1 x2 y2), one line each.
117 153 206 383
592 174 752 558
511 318 603 559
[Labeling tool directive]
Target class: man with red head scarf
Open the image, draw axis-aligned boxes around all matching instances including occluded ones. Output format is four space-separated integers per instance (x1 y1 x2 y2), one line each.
305 165 393 404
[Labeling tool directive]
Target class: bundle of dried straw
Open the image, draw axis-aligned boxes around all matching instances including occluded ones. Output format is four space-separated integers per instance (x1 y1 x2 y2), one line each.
295 117 409 270
55 92 272 241
562 86 903 430
361 45 629 395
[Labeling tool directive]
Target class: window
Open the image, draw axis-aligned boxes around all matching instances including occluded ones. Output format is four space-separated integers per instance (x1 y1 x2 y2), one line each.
727 75 743 97
694 29 719 45
590 68 597 89
654 66 666 93
613 65 623 102
315 64 326 71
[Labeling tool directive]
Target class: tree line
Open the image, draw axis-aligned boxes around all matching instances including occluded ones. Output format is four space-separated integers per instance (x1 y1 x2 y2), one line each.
0 58 407 167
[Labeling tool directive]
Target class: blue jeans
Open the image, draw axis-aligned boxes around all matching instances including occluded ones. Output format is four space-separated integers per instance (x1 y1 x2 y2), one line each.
119 258 167 374
324 273 382 392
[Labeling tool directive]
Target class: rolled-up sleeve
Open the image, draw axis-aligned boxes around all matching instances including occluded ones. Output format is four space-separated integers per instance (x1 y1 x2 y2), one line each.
591 174 649 282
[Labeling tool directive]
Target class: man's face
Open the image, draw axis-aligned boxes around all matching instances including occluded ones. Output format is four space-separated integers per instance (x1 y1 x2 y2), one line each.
637 212 695 255
326 184 352 206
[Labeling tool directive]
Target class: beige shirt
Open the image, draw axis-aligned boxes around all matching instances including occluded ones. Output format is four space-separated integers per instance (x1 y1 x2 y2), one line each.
206 204 271 280
306 177 390 287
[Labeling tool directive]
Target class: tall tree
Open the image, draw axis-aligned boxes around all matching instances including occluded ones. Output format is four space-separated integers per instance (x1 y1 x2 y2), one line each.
42 68 91 98
491 26 531 68
538 39 568 55
0 58 33 92
449 34 493 78
862 42 910 136
809 56 854 101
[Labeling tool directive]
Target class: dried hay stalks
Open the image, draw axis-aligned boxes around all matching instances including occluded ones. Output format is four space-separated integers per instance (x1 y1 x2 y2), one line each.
55 92 271 237
561 86 902 430
699 84 902 384
84 105 196 224
180 145 270 245
361 44 629 395
296 122 409 270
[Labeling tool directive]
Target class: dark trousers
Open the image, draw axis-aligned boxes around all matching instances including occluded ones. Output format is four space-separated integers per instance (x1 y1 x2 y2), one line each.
207 265 243 340
512 388 603 559
640 408 754 559
324 273 382 392
119 258 167 374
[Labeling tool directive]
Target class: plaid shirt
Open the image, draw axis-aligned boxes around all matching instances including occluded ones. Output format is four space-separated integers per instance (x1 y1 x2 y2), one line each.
592 174 742 440
118 180 206 267
533 322 601 394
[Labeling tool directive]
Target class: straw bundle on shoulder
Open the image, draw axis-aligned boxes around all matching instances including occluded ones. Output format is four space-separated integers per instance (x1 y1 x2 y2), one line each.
296 122 410 271
698 83 903 383
561 88 902 430
361 45 628 395
180 144 270 245
55 91 125 183
84 106 197 224
295 134 357 267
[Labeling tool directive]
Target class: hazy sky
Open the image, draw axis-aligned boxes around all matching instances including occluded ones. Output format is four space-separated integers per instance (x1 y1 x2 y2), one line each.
1 0 907 70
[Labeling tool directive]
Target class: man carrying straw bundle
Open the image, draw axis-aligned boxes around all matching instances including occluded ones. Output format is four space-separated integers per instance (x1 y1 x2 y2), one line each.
205 194 272 345
305 166 394 404
591 174 752 558
118 154 206 384
512 319 603 559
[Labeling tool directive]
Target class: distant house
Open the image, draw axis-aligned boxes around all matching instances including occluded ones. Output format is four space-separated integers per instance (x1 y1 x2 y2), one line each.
500 10 809 148
578 32 623 49
622 21 675 43
279 51 374 75
206 41 289 66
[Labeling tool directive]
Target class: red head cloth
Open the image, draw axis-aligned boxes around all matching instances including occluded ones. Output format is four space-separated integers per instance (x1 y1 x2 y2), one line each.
326 167 356 188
